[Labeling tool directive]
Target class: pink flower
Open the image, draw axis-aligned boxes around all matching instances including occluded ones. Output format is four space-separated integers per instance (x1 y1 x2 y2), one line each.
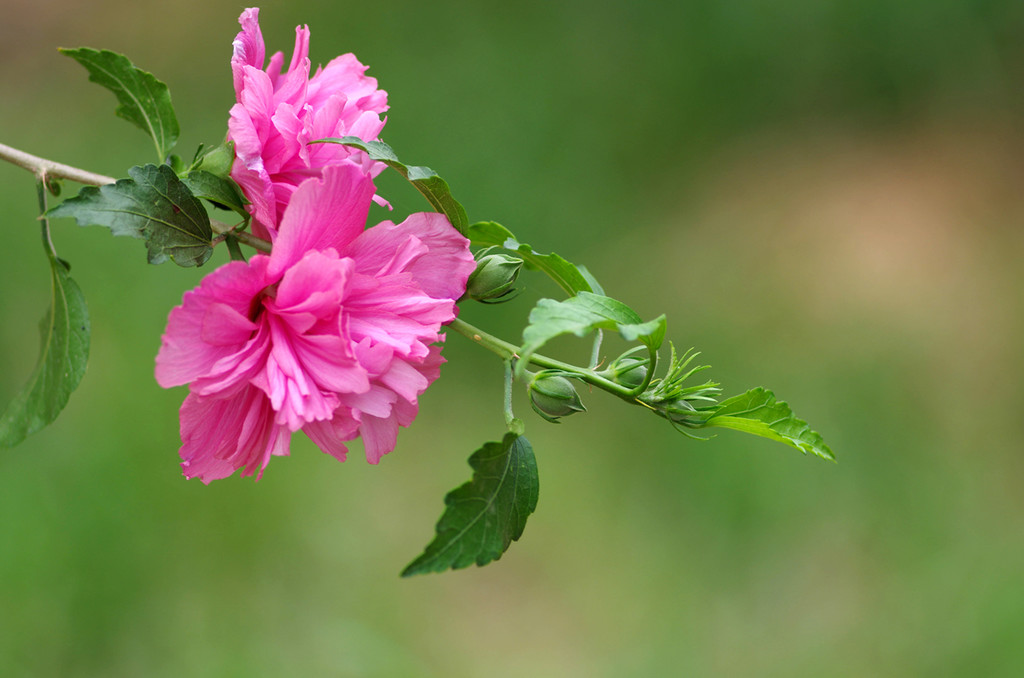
228 7 389 240
156 164 475 482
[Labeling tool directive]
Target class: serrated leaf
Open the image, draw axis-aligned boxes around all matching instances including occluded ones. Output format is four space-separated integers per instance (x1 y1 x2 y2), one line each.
0 255 90 448
402 433 539 576
695 387 835 461
520 292 666 372
181 170 248 218
48 164 213 267
311 136 469 236
468 221 601 296
60 47 179 161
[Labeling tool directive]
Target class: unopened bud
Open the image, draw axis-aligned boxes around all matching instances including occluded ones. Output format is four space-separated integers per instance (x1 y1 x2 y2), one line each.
663 398 698 425
466 253 523 302
196 142 236 178
609 356 648 389
529 372 586 422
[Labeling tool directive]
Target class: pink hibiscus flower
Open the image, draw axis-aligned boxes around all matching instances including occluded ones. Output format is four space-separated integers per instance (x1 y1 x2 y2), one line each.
155 164 475 482
228 7 389 240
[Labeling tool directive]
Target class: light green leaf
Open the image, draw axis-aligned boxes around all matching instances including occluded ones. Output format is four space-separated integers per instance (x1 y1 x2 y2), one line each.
0 255 90 448
60 47 179 161
48 164 213 267
468 221 601 296
520 292 666 373
311 136 469 236
402 433 539 576
695 387 835 461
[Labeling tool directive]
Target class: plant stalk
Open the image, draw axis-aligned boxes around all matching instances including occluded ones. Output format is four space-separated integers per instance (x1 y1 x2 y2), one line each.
447 317 636 400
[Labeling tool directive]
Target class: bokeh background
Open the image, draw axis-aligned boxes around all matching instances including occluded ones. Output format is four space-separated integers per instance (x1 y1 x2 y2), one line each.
2 1 1023 675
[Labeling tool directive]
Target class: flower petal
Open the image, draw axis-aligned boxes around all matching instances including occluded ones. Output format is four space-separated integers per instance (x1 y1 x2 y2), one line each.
178 388 290 483
269 164 375 276
155 257 271 388
345 213 475 301
231 7 266 98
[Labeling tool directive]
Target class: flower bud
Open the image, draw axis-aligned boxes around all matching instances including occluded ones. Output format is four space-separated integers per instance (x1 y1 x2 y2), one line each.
465 253 523 302
663 398 698 425
196 142 236 178
529 372 586 422
609 356 648 389
45 176 62 197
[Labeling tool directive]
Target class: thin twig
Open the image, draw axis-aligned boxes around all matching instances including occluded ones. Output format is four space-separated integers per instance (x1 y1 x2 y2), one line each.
0 141 115 186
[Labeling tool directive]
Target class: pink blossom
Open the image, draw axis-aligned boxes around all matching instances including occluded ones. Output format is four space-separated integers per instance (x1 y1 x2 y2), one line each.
228 7 389 240
156 164 475 482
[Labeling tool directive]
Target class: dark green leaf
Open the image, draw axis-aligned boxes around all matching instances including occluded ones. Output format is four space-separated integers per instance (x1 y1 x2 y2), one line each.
0 256 90 448
402 433 539 576
181 170 248 218
468 221 600 296
60 47 179 161
693 387 835 461
48 164 213 267
312 136 468 236
520 292 667 372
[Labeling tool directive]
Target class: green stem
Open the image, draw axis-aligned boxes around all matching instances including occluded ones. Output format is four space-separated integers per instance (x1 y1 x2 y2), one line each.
589 329 603 369
629 345 659 398
447 317 636 400
35 177 56 260
224 235 247 262
502 360 525 435
0 141 272 255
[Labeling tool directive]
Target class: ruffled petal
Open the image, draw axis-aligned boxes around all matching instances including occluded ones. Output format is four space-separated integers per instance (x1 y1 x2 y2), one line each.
226 8 388 235
303 410 360 462
308 54 387 114
352 343 446 464
345 213 475 301
178 388 290 483
359 413 399 465
344 271 455 358
155 257 271 388
231 7 266 98
269 165 375 276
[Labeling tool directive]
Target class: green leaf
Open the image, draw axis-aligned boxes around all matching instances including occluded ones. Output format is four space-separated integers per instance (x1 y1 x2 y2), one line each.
181 170 248 218
402 433 539 576
311 136 469 236
468 221 601 296
48 164 213 267
694 387 835 461
0 255 90 448
60 47 179 161
520 292 667 372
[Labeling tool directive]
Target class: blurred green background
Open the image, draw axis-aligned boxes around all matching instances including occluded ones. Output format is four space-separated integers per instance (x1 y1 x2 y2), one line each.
2 0 1023 675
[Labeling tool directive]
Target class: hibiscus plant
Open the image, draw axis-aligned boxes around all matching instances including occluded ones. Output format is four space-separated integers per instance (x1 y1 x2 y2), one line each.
0 8 833 576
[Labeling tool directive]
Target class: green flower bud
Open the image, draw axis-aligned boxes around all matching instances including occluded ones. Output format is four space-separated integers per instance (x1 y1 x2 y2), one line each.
529 372 586 422
609 356 648 389
663 398 698 425
167 154 186 174
465 253 523 302
195 142 236 178
45 176 62 197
